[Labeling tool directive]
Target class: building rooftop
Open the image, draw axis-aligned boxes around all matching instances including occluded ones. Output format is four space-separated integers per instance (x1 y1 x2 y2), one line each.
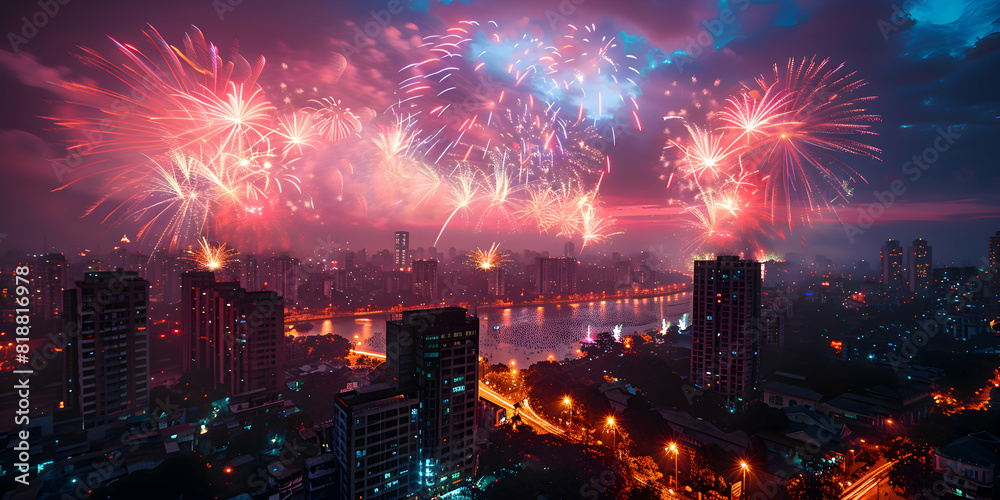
763 381 824 402
937 436 999 469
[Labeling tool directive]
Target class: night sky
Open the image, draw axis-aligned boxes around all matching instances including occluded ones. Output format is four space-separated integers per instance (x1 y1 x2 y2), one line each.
0 0 998 268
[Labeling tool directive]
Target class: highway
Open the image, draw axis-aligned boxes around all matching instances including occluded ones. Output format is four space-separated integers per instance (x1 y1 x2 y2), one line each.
840 460 895 500
349 349 566 436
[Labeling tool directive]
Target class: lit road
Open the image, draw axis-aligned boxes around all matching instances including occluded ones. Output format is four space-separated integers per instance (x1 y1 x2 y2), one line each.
841 460 895 500
350 349 566 436
478 384 565 435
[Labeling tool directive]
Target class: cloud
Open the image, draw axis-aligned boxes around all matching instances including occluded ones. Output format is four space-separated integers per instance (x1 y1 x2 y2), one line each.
0 49 91 99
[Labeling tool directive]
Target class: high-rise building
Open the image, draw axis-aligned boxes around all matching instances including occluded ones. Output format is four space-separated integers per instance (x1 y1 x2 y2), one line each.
181 271 284 397
690 256 762 403
386 308 479 497
536 256 576 295
564 241 575 258
412 259 438 300
933 267 986 340
881 239 905 301
242 254 259 291
486 267 505 297
63 270 150 428
907 239 932 299
35 252 66 320
989 231 1000 310
394 231 410 270
330 384 420 500
263 255 298 306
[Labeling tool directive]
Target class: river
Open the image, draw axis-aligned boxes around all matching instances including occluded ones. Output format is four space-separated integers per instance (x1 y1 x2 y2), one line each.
288 291 691 367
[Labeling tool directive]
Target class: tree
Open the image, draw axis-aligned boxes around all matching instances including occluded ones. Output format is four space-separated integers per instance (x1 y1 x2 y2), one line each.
786 458 842 500
689 457 726 497
883 436 933 497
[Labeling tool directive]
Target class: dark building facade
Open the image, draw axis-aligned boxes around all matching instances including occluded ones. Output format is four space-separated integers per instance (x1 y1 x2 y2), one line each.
690 256 762 404
536 256 576 295
386 307 479 497
181 271 284 397
63 270 150 428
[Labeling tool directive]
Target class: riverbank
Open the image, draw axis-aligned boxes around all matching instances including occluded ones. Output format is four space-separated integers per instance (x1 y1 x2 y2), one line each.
285 285 691 325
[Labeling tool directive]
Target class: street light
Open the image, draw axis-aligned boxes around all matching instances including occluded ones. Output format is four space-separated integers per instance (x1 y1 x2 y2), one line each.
666 442 679 490
606 416 617 459
562 396 573 427
740 461 750 499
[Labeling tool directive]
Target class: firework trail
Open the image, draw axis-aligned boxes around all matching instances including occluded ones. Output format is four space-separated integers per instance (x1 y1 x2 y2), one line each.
52 26 353 251
664 56 880 252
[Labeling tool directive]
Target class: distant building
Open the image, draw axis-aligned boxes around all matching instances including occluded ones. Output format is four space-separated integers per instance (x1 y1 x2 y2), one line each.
690 256 762 404
990 231 1000 310
880 239 905 302
330 383 419 500
564 241 575 258
537 256 576 295
486 266 505 297
63 270 150 428
387 308 479 497
412 259 438 300
760 288 788 349
242 254 259 291
907 238 932 300
35 252 66 320
762 381 823 409
264 255 299 306
384 269 413 295
394 231 410 270
933 267 986 340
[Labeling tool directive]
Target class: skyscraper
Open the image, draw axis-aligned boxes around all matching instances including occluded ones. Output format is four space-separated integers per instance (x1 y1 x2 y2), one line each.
63 270 150 428
386 308 479 497
35 252 66 320
330 384 419 499
394 231 410 270
907 238 932 299
536 256 576 295
181 271 285 397
263 255 298 306
412 259 438 300
564 241 575 258
242 254 259 291
690 256 762 403
881 239 905 301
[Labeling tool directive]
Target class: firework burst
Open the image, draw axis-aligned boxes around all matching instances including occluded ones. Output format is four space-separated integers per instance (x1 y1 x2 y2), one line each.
467 242 510 271
186 237 238 271
52 26 351 251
